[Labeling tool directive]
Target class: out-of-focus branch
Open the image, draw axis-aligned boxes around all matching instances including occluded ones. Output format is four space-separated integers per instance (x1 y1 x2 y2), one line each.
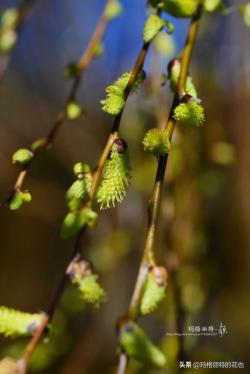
116 5 203 373
0 0 113 209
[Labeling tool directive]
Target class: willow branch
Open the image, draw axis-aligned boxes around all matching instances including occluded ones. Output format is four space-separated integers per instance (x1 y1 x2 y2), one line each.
17 19 155 373
0 0 113 208
117 5 203 373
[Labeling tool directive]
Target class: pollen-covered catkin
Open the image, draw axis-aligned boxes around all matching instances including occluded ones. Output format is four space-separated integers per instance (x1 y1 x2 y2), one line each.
140 266 168 315
96 139 131 209
174 102 205 127
0 306 43 338
143 129 171 157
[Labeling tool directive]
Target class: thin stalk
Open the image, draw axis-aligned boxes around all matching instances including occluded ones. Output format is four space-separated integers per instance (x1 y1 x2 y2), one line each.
0 0 113 208
17 20 155 373
117 5 203 373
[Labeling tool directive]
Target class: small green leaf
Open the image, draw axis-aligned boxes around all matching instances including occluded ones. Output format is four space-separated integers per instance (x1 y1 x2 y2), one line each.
143 129 171 157
104 0 123 20
161 0 199 18
66 101 82 120
66 179 90 201
60 208 97 239
0 306 44 338
73 162 91 176
143 14 166 43
8 192 23 211
12 148 33 165
60 211 87 239
83 208 98 228
8 190 32 211
30 138 47 152
21 191 32 203
174 102 205 127
168 59 197 97
119 322 167 368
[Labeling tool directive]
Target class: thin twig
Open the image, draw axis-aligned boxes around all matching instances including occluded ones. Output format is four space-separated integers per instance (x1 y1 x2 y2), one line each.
116 5 203 373
0 0 113 208
17 16 155 373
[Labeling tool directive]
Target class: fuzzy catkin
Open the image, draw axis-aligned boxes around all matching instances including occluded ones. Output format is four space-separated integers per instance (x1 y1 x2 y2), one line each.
96 145 131 209
0 306 43 338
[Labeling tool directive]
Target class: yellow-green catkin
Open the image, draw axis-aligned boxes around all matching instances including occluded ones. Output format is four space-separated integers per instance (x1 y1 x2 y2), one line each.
174 102 205 127
142 129 171 157
140 266 168 315
67 256 106 308
97 139 131 209
0 306 43 338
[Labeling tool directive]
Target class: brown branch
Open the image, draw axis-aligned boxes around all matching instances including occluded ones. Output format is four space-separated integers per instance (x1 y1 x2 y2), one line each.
116 5 203 374
17 13 156 373
0 0 113 208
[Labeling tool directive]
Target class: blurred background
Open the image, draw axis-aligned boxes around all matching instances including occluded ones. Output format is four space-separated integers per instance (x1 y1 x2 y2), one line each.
0 0 250 373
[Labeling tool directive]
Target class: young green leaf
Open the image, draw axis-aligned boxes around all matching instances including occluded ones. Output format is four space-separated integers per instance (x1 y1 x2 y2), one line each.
168 59 197 97
73 162 91 176
143 15 166 43
61 208 97 239
8 190 32 211
161 0 199 18
118 322 167 368
12 148 33 165
60 211 87 239
30 138 47 152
